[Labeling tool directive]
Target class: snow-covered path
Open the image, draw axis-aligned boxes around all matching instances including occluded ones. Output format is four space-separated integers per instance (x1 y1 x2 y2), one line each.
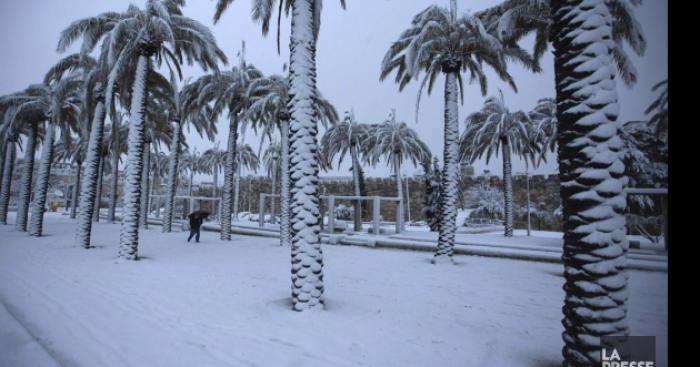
0 213 667 367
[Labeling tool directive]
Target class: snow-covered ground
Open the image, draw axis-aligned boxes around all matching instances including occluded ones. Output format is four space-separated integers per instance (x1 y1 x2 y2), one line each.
0 213 667 367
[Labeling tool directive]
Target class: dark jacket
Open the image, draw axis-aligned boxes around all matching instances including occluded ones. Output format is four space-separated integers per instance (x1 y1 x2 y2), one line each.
188 214 204 229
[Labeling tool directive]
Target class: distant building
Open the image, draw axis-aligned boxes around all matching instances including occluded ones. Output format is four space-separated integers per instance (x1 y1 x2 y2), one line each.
460 163 475 178
319 176 353 184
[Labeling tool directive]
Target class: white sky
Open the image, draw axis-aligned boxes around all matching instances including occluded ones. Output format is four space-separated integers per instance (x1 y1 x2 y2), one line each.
0 0 668 181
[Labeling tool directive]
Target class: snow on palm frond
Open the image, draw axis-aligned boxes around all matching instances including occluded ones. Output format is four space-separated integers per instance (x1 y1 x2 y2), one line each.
475 0 646 86
319 110 370 171
645 79 668 137
213 0 346 53
364 111 431 169
381 5 534 124
460 91 536 165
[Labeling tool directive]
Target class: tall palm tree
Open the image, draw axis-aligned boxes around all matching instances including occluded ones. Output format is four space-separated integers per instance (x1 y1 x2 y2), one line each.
0 92 47 229
320 110 369 232
365 111 431 231
380 0 531 263
5 70 83 236
460 91 536 237
188 55 262 240
95 0 225 260
214 0 346 312
475 0 646 86
549 1 630 365
0 103 32 225
161 78 216 232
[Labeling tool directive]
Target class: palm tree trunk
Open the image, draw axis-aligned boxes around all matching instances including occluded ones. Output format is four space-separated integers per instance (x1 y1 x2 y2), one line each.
15 124 37 230
187 170 194 214
92 156 104 222
288 0 324 311
162 121 181 233
69 161 81 219
140 143 151 228
108 129 120 223
269 161 277 224
0 142 16 225
0 144 5 201
75 91 106 248
279 120 291 246
350 145 362 232
28 121 56 236
118 54 149 260
433 71 459 262
220 116 238 240
501 138 513 237
393 154 404 231
552 1 629 365
233 160 240 221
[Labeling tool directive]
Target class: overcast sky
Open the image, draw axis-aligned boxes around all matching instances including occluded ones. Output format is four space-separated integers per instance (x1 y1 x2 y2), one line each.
0 0 668 181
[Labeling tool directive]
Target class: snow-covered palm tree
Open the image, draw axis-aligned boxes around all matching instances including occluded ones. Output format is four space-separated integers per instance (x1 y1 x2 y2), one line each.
106 113 128 223
5 71 82 236
549 1 631 364
262 141 281 225
234 142 260 220
93 0 226 260
380 0 531 263
180 149 205 215
528 97 557 161
475 0 646 86
645 79 668 137
54 138 87 220
320 110 369 232
161 78 217 233
188 57 261 239
201 145 226 198
246 73 338 245
460 91 536 237
0 91 47 229
364 111 431 231
215 0 346 311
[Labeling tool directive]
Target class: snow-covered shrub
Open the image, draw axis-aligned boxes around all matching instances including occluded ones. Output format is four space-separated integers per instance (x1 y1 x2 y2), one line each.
464 184 504 221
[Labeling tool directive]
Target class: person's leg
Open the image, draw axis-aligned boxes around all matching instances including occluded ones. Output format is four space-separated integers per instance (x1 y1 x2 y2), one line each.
196 227 200 242
187 229 195 242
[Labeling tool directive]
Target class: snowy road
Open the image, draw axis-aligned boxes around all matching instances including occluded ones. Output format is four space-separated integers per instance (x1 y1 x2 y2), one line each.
0 213 667 367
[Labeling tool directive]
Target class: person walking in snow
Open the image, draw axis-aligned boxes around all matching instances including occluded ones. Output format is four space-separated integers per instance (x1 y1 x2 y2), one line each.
187 210 209 243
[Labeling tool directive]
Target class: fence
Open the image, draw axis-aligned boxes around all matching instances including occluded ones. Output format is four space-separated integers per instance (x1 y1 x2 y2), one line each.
258 193 404 235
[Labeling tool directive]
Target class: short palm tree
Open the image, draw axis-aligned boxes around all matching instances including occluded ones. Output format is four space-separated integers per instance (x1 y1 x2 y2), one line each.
202 144 226 198
234 142 260 219
460 91 536 237
364 111 431 231
549 1 631 364
380 0 531 263
180 149 204 215
262 141 281 225
320 110 369 232
54 138 87 220
214 0 346 311
94 0 225 260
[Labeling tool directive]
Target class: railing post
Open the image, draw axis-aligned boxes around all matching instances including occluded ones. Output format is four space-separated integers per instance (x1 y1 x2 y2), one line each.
259 194 265 228
328 195 335 235
373 196 380 235
396 198 403 234
661 194 668 251
155 195 161 218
